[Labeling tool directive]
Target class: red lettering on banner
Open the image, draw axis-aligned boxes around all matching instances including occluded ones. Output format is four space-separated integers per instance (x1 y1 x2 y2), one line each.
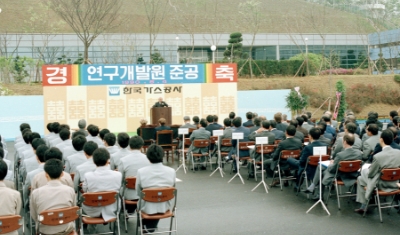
211 63 237 83
42 65 72 86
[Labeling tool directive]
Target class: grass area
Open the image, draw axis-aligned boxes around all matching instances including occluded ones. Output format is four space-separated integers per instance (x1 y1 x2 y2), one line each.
0 0 376 34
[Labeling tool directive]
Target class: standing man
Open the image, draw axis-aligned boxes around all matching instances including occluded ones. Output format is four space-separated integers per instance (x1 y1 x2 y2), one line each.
153 97 168 107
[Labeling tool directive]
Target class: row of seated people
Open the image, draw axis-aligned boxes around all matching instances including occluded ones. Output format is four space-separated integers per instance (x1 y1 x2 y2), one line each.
1 122 177 234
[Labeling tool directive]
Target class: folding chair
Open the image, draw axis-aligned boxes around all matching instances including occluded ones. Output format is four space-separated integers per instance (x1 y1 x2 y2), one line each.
136 187 177 235
0 215 23 235
250 145 275 181
140 126 156 153
271 150 301 191
70 173 75 182
37 206 80 235
326 160 362 210
122 177 138 233
80 191 121 235
220 139 232 170
363 168 400 222
274 140 281 146
296 155 330 196
230 141 255 174
155 130 175 163
190 139 210 172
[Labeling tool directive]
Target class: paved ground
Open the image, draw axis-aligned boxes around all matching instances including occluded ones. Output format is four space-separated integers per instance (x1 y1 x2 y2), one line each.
5 141 400 235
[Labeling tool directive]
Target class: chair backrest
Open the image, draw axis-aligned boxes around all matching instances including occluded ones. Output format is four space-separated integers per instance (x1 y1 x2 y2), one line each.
38 206 79 226
280 150 301 159
274 140 281 146
141 126 155 141
0 215 22 235
380 168 400 181
337 160 362 173
210 136 219 144
307 155 330 166
238 141 255 150
70 173 75 181
156 130 173 145
170 125 180 139
125 177 137 190
82 191 118 207
193 139 210 148
221 139 232 147
327 147 332 156
304 137 310 143
256 145 275 154
140 187 176 203
184 138 191 147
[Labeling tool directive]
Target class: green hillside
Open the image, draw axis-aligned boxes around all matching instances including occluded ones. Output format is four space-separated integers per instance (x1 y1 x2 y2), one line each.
0 0 376 34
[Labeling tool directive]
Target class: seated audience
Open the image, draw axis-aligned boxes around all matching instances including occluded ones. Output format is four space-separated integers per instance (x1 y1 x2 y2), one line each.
243 112 254 127
86 125 104 147
275 113 287 132
289 120 305 142
154 118 171 139
55 128 72 152
227 117 250 172
180 116 197 129
249 117 261 133
332 122 361 159
137 118 148 137
388 110 398 128
74 141 98 192
361 124 379 161
269 120 285 140
296 116 308 137
110 132 131 170
188 118 211 170
192 116 200 127
103 133 119 155
65 135 87 173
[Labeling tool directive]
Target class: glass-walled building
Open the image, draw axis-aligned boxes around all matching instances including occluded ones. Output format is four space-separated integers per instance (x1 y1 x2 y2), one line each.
369 28 400 74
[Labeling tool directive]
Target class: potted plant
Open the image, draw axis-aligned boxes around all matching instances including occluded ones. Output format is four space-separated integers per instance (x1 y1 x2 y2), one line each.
285 87 309 118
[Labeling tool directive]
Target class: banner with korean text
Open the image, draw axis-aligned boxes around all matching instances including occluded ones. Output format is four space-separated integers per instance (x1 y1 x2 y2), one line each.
42 64 237 134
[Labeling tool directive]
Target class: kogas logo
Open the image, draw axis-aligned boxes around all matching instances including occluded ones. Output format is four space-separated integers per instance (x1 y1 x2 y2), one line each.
108 87 120 96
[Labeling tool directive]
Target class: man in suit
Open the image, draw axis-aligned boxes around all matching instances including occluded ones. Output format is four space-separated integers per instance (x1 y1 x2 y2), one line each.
0 160 22 235
65 135 87 173
62 131 86 161
192 116 200 127
324 110 338 130
153 97 168 107
55 128 72 153
275 113 287 132
50 124 70 147
289 119 305 143
30 159 76 235
31 146 74 190
154 118 172 140
303 134 362 199
322 115 336 138
243 112 254 127
188 119 211 170
362 124 380 161
387 110 398 128
110 132 131 170
268 125 303 185
74 141 98 192
136 144 176 233
370 127 400 161
355 130 400 213
86 125 104 147
332 122 362 158
287 127 328 191
301 114 314 132
103 133 119 155
119 136 150 213
316 122 332 145
206 115 222 133
180 116 197 129
212 118 233 160
296 116 308 137
227 117 251 172
269 120 285 140
82 148 122 224
249 117 261 133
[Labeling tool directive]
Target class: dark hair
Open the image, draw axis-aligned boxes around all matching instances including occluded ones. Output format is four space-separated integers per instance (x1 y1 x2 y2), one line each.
46 123 53 132
83 141 98 156
72 131 86 139
32 138 46 150
192 116 199 123
322 115 331 123
246 112 253 120
223 118 232 127
289 119 298 128
390 110 398 119
296 116 304 126
206 115 214 123
261 121 271 129
44 159 64 179
309 127 321 140
92 148 110 167
104 133 116 146
317 122 327 134
36 145 49 162
99 128 110 140
52 122 60 134
117 132 130 148
306 112 312 118
72 135 87 151
229 112 235 119
129 136 144 149
343 134 355 146
0 147 3 159
270 120 277 128
59 128 71 141
88 125 99 137
200 118 208 128
0 159 8 180
59 124 70 132
146 144 164 163
23 132 31 144
29 132 41 144
367 124 379 135
286 125 297 136
274 113 282 123
20 123 31 132
254 117 261 126
345 122 357 134
44 147 63 161
301 114 308 122
389 127 398 139
213 115 218 122
393 116 399 126
381 129 394 145
232 117 242 128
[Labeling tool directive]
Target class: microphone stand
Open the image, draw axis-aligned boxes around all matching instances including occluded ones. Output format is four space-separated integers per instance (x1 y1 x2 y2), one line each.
251 143 269 193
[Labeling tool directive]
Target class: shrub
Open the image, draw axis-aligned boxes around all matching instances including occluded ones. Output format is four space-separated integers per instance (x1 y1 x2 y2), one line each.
394 75 400 83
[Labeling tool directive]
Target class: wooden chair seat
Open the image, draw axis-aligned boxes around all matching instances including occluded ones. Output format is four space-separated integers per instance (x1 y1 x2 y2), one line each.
376 189 400 196
82 216 116 225
140 210 173 220
124 199 138 205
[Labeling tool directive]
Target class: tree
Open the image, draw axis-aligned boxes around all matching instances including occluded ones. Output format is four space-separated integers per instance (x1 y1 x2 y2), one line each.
376 52 387 74
335 80 347 121
49 0 123 64
285 89 309 116
223 32 243 62
150 49 166 64
289 53 327 75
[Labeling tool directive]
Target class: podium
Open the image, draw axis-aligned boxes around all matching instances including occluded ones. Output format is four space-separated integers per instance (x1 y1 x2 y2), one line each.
150 107 172 125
